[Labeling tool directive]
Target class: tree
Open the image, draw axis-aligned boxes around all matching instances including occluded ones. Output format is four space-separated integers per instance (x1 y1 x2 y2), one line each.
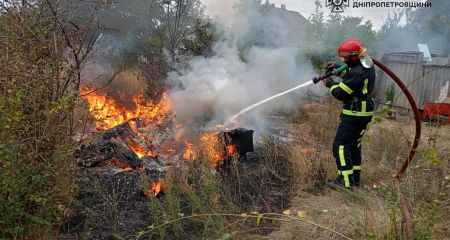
304 3 376 70
405 0 450 55
0 1 103 237
160 0 208 62
73 0 214 101
146 0 213 99
308 0 326 43
373 11 410 56
375 0 450 56
45 0 106 93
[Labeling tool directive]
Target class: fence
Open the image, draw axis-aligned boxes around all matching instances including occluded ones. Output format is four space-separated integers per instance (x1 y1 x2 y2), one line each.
374 52 450 110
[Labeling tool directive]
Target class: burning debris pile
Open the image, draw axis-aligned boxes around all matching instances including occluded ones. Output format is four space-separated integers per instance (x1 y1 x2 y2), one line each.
75 87 254 197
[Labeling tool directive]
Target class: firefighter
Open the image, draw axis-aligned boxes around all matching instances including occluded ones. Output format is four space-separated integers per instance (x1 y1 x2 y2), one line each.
323 39 375 189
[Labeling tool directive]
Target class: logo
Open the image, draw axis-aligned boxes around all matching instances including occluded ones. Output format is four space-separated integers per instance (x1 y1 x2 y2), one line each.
326 0 349 13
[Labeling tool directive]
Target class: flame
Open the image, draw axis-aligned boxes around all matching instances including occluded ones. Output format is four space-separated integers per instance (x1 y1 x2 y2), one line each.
200 132 224 166
145 180 163 197
111 158 133 171
81 87 172 131
128 144 150 158
226 144 237 155
121 135 154 158
81 88 171 159
182 141 197 160
81 87 243 197
182 135 236 164
165 148 176 155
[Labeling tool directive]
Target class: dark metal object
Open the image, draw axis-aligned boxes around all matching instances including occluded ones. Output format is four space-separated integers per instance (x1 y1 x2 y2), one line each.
221 128 254 156
102 121 138 140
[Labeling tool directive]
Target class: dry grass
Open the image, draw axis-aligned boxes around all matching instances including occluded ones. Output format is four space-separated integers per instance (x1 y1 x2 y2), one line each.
64 100 449 239
260 100 391 239
268 190 389 239
262 99 450 240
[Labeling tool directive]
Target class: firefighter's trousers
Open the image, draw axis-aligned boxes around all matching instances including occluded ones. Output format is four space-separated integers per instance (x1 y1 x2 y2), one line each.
332 116 372 187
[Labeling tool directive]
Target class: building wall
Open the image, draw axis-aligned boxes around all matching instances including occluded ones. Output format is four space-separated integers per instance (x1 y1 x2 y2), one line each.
374 52 450 110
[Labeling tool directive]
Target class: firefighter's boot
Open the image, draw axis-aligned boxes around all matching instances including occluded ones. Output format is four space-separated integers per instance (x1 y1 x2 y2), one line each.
353 170 361 187
327 174 355 190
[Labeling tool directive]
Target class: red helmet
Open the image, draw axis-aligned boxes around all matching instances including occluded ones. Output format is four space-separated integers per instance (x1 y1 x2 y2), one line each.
337 39 364 60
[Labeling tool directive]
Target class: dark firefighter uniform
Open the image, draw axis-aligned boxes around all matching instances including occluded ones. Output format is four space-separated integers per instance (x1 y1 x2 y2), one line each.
326 60 375 188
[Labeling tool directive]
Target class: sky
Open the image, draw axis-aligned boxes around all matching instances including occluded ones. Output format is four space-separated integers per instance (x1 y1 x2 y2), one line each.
201 0 428 30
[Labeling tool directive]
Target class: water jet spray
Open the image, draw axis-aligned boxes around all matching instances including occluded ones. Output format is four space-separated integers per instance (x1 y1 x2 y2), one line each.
226 64 349 125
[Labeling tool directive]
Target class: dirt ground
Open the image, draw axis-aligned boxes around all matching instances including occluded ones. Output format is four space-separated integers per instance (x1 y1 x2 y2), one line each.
266 117 450 240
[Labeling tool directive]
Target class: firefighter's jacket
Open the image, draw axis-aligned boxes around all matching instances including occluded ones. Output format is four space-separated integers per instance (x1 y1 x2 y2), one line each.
328 60 375 119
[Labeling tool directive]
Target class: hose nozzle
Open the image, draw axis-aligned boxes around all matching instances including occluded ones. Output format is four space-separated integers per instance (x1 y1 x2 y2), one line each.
313 64 348 84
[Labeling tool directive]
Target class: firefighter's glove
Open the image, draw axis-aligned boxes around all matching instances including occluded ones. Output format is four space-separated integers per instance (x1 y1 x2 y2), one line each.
326 62 338 71
323 78 337 88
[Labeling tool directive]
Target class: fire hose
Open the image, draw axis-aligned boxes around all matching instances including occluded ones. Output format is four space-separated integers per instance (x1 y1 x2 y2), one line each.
314 58 421 239
373 58 421 239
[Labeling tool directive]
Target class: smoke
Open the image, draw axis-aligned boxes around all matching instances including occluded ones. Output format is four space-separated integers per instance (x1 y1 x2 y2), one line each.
375 28 448 57
80 0 318 132
201 0 237 26
81 34 148 108
374 1 450 57
80 0 163 98
168 0 315 130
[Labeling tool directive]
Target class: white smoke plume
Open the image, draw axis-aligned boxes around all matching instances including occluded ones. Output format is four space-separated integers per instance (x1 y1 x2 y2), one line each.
168 0 316 130
201 0 238 26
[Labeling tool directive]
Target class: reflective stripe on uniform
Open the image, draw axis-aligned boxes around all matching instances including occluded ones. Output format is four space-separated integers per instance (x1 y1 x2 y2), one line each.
338 82 354 94
330 85 339 92
353 165 362 171
361 101 367 113
341 169 353 188
363 79 369 94
339 145 346 167
342 109 373 117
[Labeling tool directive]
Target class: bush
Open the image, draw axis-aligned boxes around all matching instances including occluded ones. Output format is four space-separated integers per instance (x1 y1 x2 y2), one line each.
0 4 81 238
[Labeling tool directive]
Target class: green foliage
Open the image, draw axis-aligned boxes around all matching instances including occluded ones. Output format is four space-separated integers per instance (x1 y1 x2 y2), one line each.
183 19 216 57
377 184 401 238
0 3 78 238
385 83 396 104
304 4 376 70
375 0 450 55
373 11 407 56
381 83 396 117
405 0 450 55
404 138 450 239
413 202 440 239
373 116 383 124
92 0 213 74
424 148 441 166
364 119 450 239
